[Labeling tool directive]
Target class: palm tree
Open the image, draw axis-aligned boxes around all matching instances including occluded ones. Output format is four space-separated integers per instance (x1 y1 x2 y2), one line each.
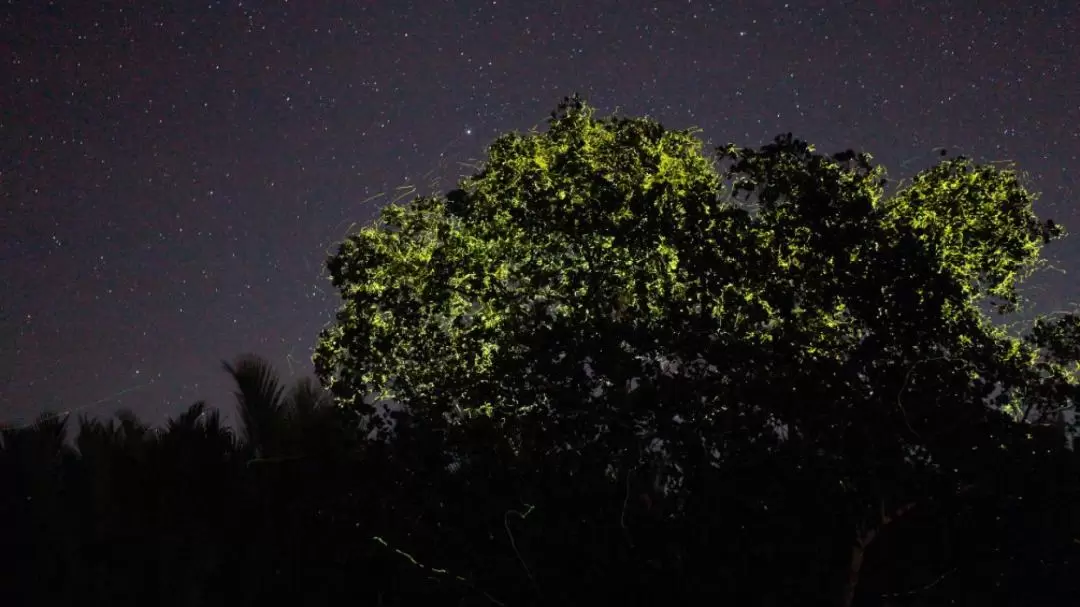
223 354 289 461
286 376 357 458
223 353 351 463
75 408 158 486
71 403 245 607
67 409 162 604
159 401 237 461
219 354 376 604
0 411 72 471
0 412 75 527
1 413 79 605
151 402 241 607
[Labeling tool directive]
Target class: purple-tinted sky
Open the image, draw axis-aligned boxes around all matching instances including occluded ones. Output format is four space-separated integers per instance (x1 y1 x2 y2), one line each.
3 0 1078 429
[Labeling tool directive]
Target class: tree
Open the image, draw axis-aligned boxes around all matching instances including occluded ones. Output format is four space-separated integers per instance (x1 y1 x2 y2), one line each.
330 98 1076 604
0 413 78 606
2 363 409 607
313 97 1080 605
223 353 355 463
224 354 290 460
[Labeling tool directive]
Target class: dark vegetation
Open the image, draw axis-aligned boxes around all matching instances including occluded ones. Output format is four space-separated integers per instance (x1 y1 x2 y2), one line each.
4 98 1080 606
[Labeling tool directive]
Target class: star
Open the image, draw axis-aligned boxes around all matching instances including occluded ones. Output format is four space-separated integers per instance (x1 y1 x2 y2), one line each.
2 0 1076 429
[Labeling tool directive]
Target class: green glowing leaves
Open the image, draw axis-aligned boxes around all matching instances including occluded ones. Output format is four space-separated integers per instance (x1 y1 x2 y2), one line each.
882 158 1064 314
314 97 1073 496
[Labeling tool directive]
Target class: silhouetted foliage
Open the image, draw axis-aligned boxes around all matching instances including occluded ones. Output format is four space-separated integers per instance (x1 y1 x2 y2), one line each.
2 99 1079 607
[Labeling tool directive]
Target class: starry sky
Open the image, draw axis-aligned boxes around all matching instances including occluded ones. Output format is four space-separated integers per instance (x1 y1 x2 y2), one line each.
3 0 1079 429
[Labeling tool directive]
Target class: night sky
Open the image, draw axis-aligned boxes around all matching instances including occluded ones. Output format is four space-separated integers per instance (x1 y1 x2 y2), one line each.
3 0 1078 429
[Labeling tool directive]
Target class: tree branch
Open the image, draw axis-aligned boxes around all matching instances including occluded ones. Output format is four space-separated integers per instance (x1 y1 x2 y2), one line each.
880 567 956 599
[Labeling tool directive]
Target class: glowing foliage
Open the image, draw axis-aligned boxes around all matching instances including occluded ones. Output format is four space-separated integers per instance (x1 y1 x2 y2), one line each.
315 97 1076 502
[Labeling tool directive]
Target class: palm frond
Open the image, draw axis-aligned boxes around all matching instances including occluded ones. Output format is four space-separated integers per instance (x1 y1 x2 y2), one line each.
1 412 69 456
172 401 208 429
288 377 332 419
223 354 287 457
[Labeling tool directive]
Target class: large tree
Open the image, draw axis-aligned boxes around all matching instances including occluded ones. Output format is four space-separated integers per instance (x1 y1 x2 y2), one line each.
315 96 1080 605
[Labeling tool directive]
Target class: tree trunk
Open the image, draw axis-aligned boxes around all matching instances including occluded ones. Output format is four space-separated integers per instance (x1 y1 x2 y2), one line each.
841 532 873 607
838 484 978 606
